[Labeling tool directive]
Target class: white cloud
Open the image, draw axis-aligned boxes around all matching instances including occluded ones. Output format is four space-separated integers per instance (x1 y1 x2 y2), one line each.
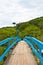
0 0 43 28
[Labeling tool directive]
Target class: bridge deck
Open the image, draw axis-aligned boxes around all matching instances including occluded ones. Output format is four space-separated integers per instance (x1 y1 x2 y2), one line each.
4 41 37 65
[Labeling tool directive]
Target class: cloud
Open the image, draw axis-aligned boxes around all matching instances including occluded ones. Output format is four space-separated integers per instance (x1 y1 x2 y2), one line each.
0 0 43 28
19 0 43 8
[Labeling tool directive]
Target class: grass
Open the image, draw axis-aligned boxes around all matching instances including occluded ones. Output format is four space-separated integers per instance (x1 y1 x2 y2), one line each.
0 60 4 65
0 46 6 56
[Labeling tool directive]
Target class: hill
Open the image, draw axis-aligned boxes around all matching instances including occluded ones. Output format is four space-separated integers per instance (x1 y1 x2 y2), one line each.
18 17 43 41
0 17 43 41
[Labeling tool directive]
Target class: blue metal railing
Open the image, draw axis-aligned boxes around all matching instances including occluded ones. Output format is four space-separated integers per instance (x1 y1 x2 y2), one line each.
0 36 21 61
24 36 43 65
0 35 43 65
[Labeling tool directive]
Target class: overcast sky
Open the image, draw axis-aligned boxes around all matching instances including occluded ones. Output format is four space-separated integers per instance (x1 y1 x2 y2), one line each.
0 0 43 28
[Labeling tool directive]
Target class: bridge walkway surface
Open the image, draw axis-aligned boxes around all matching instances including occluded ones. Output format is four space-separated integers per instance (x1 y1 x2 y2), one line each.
4 41 37 65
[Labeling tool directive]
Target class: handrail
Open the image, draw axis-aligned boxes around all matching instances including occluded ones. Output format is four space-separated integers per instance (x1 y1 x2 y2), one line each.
24 36 43 50
24 36 43 65
0 36 21 61
0 36 19 46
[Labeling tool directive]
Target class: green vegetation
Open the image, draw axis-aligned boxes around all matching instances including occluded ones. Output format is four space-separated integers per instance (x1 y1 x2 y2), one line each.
0 46 6 56
0 17 43 41
0 17 43 65
0 27 16 41
18 17 43 41
0 60 4 65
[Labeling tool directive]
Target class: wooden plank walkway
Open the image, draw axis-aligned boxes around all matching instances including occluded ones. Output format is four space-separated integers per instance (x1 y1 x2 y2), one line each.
4 41 37 65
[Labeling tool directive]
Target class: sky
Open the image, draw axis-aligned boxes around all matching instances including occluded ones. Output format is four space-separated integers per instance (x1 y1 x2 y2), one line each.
0 0 43 28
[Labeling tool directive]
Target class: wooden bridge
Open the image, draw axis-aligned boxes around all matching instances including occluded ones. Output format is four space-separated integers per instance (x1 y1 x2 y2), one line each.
0 36 43 65
4 41 37 65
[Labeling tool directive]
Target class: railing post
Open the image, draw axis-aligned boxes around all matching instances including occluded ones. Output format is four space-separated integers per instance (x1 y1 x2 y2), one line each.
8 41 10 53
